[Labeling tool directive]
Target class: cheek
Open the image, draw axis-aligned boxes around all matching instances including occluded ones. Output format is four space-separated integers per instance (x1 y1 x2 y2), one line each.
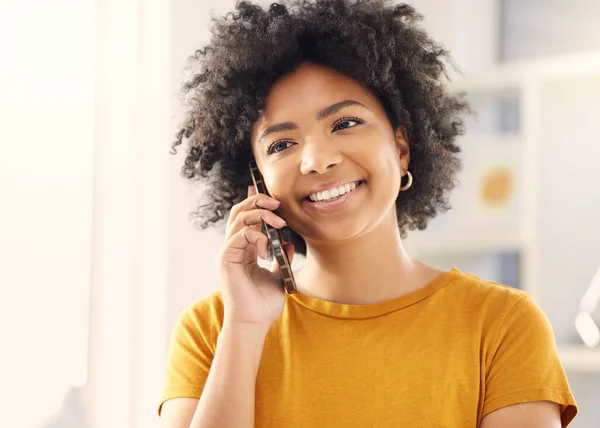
264 171 300 225
263 168 293 200
370 140 402 176
366 143 403 201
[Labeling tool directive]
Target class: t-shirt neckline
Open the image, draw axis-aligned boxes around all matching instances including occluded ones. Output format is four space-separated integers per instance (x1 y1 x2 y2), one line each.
286 267 460 320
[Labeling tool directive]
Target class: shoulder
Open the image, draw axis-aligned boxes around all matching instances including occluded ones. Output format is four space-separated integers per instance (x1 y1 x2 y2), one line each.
447 270 557 358
459 274 577 423
447 269 531 315
173 290 225 339
161 291 224 417
186 289 224 320
443 269 550 344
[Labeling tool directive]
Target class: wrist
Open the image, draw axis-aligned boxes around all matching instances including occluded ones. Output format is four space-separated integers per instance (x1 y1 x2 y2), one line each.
219 322 269 366
221 320 270 339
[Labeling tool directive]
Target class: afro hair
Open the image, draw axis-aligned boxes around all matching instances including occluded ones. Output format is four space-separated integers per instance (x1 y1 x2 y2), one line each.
172 0 469 255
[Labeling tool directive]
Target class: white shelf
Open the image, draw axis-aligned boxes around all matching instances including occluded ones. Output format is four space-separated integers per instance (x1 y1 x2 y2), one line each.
448 50 600 92
558 344 600 372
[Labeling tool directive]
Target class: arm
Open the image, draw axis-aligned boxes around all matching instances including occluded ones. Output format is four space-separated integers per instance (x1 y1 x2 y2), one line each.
480 296 577 426
480 401 562 428
160 323 268 428
160 189 290 428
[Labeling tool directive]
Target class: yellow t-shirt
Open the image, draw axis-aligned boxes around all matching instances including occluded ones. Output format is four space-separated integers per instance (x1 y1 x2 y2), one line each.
159 268 578 427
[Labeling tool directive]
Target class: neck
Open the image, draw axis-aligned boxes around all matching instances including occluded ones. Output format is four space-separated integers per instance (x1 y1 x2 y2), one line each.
295 212 440 305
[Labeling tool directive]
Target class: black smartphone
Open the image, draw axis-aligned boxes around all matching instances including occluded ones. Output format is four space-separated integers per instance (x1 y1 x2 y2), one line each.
249 160 297 294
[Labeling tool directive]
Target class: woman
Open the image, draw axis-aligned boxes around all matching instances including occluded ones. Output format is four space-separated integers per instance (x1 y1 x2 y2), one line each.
159 1 578 427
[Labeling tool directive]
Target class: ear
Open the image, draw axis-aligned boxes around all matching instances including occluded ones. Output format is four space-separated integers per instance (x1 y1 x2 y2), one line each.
394 126 410 172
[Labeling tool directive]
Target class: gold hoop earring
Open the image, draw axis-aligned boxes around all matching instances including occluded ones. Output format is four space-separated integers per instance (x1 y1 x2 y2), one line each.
400 171 413 191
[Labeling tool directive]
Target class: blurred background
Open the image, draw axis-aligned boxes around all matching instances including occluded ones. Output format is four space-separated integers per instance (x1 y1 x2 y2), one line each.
1 0 599 427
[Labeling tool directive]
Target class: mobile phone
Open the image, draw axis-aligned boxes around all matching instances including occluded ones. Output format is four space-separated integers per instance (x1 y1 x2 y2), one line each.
249 160 297 294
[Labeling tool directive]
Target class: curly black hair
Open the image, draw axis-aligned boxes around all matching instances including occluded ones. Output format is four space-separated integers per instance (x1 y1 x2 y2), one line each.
172 0 469 255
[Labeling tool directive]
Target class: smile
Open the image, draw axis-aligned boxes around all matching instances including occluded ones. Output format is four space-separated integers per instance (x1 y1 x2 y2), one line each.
308 180 362 202
303 180 365 213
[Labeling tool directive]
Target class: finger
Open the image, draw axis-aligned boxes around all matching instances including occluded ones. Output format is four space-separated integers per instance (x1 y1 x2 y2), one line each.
227 194 280 228
222 226 269 265
248 185 257 197
231 209 286 234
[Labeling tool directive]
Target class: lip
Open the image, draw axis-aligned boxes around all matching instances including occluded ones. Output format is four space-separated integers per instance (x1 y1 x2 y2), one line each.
301 180 365 213
301 178 364 201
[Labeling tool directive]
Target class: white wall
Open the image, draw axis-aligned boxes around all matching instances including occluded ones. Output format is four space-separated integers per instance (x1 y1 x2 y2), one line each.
87 0 172 427
409 0 499 73
537 76 600 341
0 1 95 426
501 0 600 61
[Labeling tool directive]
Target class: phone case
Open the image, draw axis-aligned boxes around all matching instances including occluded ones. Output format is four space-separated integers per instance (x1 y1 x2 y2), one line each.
249 160 297 294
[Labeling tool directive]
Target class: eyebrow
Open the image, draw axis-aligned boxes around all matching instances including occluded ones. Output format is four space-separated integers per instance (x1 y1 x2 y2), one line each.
258 99 368 142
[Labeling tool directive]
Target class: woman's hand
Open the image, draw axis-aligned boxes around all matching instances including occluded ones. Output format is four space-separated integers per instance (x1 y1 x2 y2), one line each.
217 186 294 331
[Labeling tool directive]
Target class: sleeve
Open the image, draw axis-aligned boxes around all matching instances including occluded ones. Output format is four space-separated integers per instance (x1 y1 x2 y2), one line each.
482 295 578 427
158 291 224 416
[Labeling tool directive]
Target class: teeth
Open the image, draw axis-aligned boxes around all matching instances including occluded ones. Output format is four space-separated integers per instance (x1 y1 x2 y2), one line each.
309 181 361 202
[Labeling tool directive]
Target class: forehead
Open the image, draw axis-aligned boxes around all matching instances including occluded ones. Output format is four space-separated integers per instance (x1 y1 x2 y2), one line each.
255 63 381 127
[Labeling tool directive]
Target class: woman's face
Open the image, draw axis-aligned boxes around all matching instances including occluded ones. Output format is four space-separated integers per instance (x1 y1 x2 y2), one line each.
251 62 410 245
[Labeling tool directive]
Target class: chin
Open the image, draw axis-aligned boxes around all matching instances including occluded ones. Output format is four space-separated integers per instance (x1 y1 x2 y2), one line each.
286 189 397 242
297 217 372 244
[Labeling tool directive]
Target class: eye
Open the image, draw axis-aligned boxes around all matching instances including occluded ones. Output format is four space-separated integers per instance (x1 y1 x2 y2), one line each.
332 116 364 132
267 139 295 155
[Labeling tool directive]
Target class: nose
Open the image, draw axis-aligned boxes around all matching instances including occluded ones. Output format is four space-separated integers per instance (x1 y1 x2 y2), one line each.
299 139 343 175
